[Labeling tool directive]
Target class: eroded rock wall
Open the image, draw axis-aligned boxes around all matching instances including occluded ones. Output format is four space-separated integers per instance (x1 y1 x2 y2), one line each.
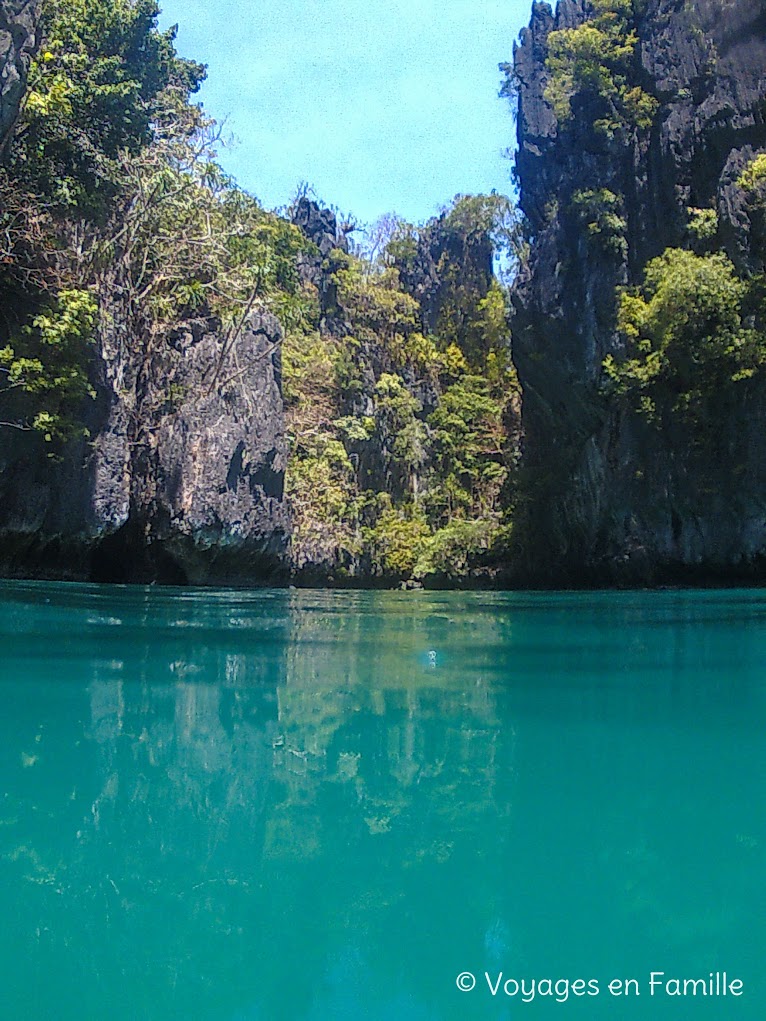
0 310 291 584
512 0 766 584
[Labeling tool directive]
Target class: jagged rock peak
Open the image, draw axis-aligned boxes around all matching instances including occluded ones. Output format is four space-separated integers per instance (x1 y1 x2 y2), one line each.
290 197 350 257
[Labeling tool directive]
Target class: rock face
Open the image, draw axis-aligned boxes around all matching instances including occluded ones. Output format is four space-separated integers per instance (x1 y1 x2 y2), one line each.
290 196 350 334
0 310 291 584
0 0 40 155
511 0 766 584
397 208 495 336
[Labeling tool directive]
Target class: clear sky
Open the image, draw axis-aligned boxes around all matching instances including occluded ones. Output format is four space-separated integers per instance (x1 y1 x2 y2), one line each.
156 0 533 226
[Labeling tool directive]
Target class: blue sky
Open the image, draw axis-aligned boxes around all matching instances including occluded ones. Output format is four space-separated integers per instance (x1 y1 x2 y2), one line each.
157 0 533 226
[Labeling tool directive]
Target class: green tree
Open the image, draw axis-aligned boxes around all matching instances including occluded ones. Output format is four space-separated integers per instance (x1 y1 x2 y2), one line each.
604 248 766 421
427 375 507 518
372 373 429 498
0 288 98 441
12 0 205 217
414 517 504 581
286 437 360 571
364 506 430 578
334 253 420 358
546 0 657 135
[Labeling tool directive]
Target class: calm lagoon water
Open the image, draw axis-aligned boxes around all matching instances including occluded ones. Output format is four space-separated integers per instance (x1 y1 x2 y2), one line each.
0 582 764 1020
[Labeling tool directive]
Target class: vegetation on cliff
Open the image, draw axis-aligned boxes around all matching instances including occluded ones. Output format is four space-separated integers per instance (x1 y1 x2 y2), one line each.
533 3 766 438
282 194 519 584
0 0 519 585
544 0 657 136
502 0 766 582
604 248 766 427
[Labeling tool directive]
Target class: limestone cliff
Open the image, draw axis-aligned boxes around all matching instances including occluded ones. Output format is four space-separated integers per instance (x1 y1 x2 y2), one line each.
511 0 766 584
0 310 290 584
0 0 40 155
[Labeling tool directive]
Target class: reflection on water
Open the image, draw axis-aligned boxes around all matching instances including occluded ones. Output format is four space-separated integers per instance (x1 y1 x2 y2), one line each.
1 584 765 1019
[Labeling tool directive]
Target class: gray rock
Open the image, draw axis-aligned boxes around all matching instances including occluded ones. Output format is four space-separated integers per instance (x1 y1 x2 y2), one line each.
511 0 766 585
0 311 291 584
0 0 41 156
290 196 351 335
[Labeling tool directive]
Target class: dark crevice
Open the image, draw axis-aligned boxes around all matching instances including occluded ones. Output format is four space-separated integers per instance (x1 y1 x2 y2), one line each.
226 441 246 492
90 521 189 585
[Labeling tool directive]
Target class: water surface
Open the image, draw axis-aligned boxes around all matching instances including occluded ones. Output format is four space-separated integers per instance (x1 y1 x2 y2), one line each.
1 583 764 1019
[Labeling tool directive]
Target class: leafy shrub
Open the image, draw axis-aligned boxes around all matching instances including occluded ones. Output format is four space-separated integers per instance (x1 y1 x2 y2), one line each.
286 437 360 569
603 248 766 421
414 517 500 580
686 207 719 244
0 288 98 441
572 189 628 257
364 507 431 577
545 0 657 134
428 375 507 518
738 154 766 194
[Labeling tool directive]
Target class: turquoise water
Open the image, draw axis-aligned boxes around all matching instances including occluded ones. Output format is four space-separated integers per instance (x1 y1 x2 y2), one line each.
1 583 764 1020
